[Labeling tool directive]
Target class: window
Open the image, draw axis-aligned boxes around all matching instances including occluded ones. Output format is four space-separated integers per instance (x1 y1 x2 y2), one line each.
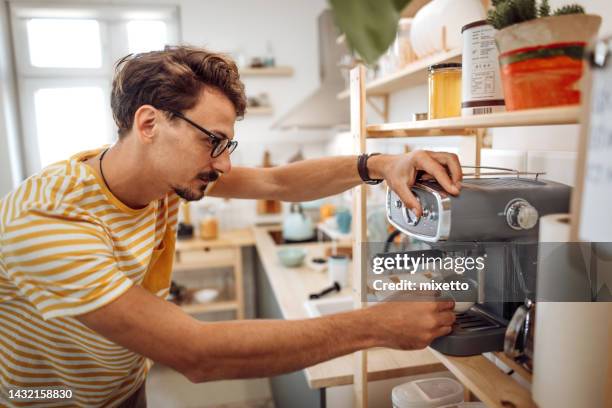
27 19 102 68
127 20 168 54
11 4 179 174
34 87 109 166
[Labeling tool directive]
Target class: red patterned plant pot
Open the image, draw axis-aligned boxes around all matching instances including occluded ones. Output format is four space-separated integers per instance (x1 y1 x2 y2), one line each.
495 14 601 110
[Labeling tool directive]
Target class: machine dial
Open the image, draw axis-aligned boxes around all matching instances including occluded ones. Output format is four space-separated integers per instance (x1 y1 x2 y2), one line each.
506 199 539 230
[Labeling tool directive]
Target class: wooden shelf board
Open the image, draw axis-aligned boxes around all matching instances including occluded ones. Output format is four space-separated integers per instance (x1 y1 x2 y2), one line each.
367 105 580 138
431 349 536 408
247 106 273 115
240 66 293 76
493 352 533 384
337 48 462 100
181 300 238 315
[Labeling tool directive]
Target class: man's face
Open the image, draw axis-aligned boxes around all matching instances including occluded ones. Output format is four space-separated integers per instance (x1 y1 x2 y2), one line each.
154 87 236 201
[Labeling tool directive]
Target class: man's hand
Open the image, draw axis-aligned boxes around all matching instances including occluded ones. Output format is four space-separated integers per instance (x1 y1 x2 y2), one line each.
362 300 456 350
369 150 463 217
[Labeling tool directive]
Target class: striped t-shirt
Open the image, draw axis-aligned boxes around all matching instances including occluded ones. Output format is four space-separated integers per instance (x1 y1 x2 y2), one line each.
0 148 180 407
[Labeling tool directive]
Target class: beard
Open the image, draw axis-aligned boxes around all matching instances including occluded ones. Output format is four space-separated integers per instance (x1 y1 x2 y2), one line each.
173 170 219 202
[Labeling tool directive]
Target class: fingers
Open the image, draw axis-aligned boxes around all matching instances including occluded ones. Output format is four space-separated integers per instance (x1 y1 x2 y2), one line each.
436 300 455 311
436 310 456 327
432 324 453 338
414 152 460 195
430 152 463 186
395 182 423 218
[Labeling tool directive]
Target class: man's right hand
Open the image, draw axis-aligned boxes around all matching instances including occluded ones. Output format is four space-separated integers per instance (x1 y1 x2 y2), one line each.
363 300 456 350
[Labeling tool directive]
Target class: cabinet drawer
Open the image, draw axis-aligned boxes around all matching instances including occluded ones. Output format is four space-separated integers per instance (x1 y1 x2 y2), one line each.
174 247 237 271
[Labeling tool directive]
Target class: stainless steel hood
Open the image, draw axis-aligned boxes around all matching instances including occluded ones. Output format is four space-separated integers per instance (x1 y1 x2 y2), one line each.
271 9 349 130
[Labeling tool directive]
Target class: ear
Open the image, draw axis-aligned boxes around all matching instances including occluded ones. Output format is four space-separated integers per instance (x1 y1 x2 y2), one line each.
133 105 158 144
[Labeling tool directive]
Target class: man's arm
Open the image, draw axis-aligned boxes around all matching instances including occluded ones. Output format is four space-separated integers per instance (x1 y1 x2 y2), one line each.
209 150 462 217
76 286 454 383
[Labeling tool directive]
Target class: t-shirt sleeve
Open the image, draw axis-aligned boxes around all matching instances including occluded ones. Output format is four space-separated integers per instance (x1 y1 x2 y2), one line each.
1 211 133 320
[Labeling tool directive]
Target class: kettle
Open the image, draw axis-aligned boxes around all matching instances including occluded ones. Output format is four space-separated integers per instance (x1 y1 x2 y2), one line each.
282 203 315 242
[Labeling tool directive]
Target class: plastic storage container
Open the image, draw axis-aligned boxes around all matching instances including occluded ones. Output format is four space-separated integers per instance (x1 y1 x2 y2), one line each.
428 63 462 119
392 377 464 408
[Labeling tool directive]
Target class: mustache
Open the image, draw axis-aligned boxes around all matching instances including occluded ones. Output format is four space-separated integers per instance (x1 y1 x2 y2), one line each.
197 171 220 183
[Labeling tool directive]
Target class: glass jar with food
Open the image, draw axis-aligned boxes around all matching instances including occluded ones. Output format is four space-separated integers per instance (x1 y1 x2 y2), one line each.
428 63 462 119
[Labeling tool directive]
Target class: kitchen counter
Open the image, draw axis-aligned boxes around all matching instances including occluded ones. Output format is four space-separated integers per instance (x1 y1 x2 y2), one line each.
251 225 444 389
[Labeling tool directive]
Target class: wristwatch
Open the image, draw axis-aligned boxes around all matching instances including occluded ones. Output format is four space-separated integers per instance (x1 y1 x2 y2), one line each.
357 153 384 185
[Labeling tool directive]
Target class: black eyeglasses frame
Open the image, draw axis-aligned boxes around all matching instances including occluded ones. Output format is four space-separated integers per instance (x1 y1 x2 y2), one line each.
168 110 237 158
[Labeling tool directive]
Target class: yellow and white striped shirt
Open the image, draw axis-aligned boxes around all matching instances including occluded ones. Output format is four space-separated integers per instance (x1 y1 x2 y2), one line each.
0 148 180 407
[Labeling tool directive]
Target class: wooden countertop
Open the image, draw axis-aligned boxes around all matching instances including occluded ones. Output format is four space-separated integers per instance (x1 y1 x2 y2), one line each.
251 226 444 389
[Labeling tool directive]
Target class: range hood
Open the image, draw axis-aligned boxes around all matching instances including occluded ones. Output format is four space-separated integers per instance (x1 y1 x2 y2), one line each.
271 10 349 130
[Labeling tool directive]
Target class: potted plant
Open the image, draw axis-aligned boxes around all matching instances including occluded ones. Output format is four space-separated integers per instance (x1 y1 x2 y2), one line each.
488 0 601 110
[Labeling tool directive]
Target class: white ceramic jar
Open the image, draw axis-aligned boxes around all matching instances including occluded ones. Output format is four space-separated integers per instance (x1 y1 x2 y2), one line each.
411 0 486 58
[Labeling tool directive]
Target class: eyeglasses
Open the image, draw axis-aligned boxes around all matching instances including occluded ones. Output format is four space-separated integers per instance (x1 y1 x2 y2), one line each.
169 111 238 158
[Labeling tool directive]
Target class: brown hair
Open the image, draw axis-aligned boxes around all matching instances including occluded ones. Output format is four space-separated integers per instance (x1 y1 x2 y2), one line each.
111 45 246 137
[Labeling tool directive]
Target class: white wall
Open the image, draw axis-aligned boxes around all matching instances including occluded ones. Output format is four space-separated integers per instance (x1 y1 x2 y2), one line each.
179 0 329 167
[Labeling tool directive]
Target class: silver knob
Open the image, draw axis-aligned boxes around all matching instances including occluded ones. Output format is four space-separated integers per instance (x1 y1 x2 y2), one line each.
506 199 539 230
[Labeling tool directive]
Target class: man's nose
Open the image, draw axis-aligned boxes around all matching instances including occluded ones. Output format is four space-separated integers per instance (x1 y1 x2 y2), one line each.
212 152 231 174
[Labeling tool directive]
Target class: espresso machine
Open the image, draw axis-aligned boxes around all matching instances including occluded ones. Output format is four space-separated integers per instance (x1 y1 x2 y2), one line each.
384 169 572 358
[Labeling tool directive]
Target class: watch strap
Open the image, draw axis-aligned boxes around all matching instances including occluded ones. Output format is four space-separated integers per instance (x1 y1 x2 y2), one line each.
357 153 383 185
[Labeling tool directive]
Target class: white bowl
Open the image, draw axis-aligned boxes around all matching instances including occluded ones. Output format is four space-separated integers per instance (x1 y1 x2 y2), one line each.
193 288 219 304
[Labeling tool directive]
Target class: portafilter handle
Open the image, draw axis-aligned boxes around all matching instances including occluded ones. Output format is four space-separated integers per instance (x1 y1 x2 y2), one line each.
504 298 534 359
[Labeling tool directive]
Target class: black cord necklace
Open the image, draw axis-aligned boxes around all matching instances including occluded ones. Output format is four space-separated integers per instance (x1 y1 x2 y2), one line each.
99 148 111 191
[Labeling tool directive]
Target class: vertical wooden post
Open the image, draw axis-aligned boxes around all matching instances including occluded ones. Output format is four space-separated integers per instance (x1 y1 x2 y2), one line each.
350 64 368 408
234 246 245 320
474 128 485 177
605 315 612 408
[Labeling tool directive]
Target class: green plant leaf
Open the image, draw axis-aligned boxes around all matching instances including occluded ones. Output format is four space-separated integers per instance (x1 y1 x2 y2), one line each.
553 4 585 15
328 0 412 65
538 0 550 17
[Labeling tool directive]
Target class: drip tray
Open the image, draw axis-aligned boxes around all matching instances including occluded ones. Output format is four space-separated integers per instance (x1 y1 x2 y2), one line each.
431 308 507 356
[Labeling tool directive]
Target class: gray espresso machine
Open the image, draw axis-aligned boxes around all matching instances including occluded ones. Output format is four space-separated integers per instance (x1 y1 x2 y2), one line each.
385 171 571 356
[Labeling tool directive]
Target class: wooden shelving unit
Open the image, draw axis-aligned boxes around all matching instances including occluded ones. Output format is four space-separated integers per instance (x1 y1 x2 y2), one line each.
240 66 294 77
173 228 255 320
337 48 462 100
349 63 582 407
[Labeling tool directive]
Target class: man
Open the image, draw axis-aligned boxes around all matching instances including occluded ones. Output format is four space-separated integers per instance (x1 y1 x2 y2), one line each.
0 46 462 407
